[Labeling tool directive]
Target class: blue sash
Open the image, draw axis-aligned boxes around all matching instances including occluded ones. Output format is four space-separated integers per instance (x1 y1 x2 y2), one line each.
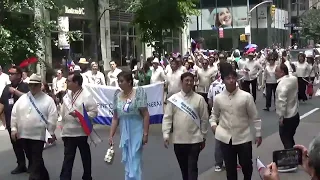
168 93 201 128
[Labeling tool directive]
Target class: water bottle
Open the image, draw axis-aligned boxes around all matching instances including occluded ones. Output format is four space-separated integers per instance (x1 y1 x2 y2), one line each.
104 146 115 164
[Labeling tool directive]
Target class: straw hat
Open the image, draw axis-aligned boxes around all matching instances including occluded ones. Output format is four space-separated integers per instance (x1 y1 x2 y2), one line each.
29 74 42 84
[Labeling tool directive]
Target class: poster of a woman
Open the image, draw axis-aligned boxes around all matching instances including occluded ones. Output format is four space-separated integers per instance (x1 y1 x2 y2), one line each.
207 7 248 29
208 7 233 28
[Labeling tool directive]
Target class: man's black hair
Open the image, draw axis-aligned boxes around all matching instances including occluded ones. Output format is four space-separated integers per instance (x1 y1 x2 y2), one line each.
180 72 194 81
220 63 237 80
11 66 23 76
69 72 83 86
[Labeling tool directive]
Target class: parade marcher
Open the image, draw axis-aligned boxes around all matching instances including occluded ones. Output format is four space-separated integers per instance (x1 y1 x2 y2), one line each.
137 62 152 86
60 72 98 180
88 62 106 85
0 66 31 174
163 72 208 180
109 71 150 180
22 70 30 83
166 58 184 98
262 53 278 111
195 59 216 113
10 73 58 180
306 54 319 98
275 63 300 172
107 60 122 86
0 65 10 130
292 52 308 101
242 52 263 102
150 57 166 84
78 58 91 85
210 63 262 180
52 70 67 103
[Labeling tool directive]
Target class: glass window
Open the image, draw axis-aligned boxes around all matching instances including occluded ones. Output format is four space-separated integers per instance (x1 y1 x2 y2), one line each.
120 36 136 65
172 38 180 53
110 21 120 35
120 22 135 36
83 34 97 59
69 18 93 33
111 36 121 65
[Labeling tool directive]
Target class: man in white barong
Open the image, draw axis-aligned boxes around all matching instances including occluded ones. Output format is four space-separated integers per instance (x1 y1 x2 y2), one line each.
163 72 209 180
60 72 98 180
107 61 122 86
11 74 58 180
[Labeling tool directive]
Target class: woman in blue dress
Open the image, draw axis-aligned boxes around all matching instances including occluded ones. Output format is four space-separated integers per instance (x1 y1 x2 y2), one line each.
109 71 150 180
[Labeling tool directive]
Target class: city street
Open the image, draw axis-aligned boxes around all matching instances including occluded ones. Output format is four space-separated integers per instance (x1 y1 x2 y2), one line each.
0 92 319 180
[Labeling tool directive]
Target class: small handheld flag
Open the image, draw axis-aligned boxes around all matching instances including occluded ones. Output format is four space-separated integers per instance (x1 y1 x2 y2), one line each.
74 104 102 145
256 157 266 180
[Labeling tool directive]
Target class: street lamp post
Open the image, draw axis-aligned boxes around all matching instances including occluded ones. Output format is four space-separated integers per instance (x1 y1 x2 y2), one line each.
246 0 273 44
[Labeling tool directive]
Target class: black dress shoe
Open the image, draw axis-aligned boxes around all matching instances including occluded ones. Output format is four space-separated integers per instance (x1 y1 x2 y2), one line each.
263 107 270 111
11 166 27 174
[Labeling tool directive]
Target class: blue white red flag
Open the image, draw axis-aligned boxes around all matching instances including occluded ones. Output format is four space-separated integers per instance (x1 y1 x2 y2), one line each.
74 104 102 145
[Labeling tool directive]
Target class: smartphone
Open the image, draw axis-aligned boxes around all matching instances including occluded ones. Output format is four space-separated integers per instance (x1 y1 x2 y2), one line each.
272 148 302 167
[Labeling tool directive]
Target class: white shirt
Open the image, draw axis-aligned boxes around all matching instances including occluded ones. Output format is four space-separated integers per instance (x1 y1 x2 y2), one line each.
243 59 263 81
166 69 183 97
88 71 106 85
162 91 209 144
263 64 277 84
107 68 122 86
306 63 318 77
150 66 166 84
81 71 91 85
293 61 309 77
208 78 239 103
283 60 293 75
52 77 67 95
0 72 10 97
61 89 98 137
276 75 299 118
11 92 58 141
209 88 262 145
23 77 30 84
197 67 216 93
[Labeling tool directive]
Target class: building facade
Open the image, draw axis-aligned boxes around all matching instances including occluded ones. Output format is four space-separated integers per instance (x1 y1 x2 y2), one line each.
188 0 290 50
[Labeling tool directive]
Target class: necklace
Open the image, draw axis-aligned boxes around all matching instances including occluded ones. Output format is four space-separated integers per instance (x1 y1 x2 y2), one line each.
123 88 133 98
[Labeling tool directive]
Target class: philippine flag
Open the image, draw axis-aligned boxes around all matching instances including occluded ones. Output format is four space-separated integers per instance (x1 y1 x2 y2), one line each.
74 104 102 145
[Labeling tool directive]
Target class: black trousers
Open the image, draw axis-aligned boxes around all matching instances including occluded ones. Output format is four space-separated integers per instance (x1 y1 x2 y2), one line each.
220 140 253 180
279 113 300 149
297 77 308 101
265 83 277 108
242 79 257 102
60 136 92 180
174 143 201 180
21 139 49 180
197 92 210 115
7 128 31 168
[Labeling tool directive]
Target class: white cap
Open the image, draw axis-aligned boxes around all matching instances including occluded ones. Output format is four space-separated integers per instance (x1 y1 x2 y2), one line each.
74 65 81 71
152 58 160 64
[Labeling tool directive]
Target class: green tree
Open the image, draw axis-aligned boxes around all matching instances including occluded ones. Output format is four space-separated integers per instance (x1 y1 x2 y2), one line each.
0 0 82 66
300 9 320 42
124 0 199 54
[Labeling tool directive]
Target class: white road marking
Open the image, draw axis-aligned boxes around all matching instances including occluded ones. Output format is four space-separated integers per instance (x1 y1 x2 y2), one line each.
300 108 320 119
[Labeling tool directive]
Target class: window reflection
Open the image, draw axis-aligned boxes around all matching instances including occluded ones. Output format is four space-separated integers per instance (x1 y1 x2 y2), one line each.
110 21 120 35
111 36 121 65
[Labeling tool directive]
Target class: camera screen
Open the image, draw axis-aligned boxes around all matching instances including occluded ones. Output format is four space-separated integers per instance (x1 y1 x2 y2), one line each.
275 149 300 167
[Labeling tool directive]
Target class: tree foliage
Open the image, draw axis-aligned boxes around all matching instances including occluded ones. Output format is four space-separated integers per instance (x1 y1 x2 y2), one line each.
300 9 320 42
121 0 199 54
0 0 82 66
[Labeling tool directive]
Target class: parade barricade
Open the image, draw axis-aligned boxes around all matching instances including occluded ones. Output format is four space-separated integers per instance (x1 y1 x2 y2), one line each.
83 82 164 126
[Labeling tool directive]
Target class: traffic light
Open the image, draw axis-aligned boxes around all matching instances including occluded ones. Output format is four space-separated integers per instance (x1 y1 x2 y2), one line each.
270 5 276 18
240 34 246 42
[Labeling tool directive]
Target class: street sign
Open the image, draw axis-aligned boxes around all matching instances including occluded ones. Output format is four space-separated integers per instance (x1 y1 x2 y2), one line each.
293 26 302 30
284 23 295 27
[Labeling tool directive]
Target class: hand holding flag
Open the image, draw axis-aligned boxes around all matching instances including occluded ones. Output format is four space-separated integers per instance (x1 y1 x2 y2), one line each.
74 103 102 145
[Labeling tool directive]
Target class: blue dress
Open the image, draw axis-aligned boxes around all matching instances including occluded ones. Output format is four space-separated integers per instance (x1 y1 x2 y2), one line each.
114 87 147 180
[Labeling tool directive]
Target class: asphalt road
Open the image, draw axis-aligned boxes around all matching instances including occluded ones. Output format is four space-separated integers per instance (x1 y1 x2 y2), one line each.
0 91 319 180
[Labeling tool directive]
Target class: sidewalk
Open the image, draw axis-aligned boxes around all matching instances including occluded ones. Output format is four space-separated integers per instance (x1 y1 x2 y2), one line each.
199 110 320 180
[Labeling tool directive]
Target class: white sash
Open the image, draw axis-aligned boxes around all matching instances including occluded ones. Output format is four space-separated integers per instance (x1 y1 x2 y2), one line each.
27 92 52 140
62 93 73 112
168 93 201 128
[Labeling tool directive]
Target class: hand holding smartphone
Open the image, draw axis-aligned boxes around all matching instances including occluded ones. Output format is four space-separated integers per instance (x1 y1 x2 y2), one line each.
272 148 302 167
